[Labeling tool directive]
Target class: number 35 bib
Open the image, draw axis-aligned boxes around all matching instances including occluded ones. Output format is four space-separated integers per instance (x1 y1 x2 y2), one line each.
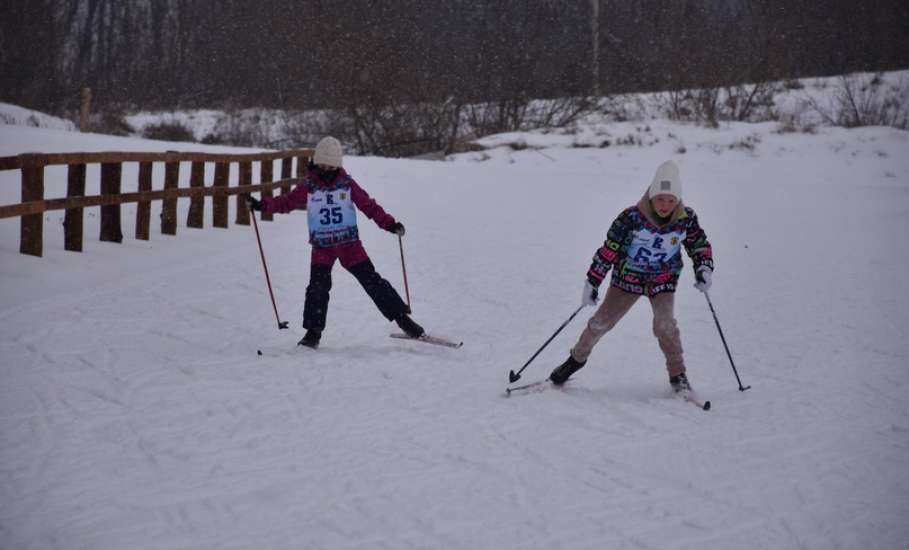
307 187 358 247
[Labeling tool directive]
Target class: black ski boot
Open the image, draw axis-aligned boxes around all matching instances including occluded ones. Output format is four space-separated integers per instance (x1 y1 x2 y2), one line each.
298 329 322 349
395 314 424 338
669 372 691 393
549 355 586 385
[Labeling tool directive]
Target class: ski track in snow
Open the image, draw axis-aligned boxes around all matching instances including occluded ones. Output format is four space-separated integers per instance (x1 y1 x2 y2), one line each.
2 121 909 549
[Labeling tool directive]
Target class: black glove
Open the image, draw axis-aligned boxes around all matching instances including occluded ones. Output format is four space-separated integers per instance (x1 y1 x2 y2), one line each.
244 194 262 212
388 222 405 236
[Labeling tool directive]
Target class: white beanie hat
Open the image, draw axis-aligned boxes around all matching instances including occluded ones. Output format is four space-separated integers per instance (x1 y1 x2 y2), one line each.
648 160 682 201
313 136 343 168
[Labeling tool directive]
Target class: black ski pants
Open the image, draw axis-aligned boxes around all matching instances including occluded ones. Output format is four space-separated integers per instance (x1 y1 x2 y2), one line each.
303 258 408 331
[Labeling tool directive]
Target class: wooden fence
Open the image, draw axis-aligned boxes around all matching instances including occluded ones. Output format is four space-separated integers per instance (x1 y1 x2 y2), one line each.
0 149 313 257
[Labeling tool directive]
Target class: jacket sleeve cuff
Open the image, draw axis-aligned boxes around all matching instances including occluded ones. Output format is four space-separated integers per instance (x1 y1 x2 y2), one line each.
694 258 714 272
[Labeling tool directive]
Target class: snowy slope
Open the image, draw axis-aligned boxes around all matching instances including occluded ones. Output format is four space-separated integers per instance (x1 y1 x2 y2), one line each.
0 103 77 132
2 111 909 550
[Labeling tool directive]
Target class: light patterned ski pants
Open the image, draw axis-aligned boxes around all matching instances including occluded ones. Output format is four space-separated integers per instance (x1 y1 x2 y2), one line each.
570 284 686 377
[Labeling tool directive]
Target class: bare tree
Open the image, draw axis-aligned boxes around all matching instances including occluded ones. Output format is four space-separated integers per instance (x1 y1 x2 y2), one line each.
3 0 907 145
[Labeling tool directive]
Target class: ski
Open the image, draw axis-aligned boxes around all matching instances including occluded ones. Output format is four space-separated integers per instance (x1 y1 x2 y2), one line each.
506 380 709 410
505 378 554 396
390 333 463 349
254 344 310 357
677 389 711 411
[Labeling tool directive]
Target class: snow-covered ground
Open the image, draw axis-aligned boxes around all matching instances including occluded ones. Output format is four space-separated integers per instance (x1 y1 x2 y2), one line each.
0 103 77 132
1 101 909 549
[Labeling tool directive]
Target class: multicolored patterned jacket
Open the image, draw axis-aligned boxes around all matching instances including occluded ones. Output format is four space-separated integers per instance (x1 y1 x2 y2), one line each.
587 194 713 297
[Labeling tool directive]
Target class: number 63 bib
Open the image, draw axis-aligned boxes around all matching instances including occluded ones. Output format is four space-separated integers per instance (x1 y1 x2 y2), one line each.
626 227 685 271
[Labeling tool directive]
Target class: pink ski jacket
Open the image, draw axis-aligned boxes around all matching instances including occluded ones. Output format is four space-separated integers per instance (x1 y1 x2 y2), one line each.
261 168 397 247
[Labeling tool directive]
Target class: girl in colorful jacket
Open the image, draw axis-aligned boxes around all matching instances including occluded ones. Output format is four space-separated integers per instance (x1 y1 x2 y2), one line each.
246 137 423 348
549 160 714 392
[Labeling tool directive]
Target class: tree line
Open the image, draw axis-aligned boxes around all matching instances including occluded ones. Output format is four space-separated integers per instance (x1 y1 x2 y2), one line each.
1 0 907 152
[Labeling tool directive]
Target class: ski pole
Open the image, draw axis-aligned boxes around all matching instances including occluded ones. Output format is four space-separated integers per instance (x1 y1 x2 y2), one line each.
509 305 584 384
398 234 411 312
250 207 289 330
704 291 750 391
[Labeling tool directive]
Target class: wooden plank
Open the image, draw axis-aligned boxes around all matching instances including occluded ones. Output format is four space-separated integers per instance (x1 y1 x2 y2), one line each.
0 156 19 171
212 162 229 228
64 164 86 252
136 162 153 240
296 155 309 178
99 163 123 243
187 161 205 229
259 159 274 222
0 149 315 170
162 159 179 235
0 178 299 219
281 157 293 195
19 154 45 257
236 161 252 226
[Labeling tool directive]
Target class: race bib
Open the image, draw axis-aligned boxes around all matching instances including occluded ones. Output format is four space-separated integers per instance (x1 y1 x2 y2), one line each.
626 228 685 270
307 188 358 247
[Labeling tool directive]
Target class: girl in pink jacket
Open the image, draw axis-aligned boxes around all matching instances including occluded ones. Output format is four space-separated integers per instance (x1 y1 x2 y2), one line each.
246 137 423 348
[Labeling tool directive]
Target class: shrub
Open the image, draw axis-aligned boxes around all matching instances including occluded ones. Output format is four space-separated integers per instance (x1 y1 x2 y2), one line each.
143 122 196 142
97 112 134 136
728 133 761 151
201 133 225 145
808 74 908 130
774 112 817 134
615 134 641 146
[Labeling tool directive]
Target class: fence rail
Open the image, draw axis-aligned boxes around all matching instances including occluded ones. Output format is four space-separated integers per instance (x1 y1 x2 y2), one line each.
0 148 313 257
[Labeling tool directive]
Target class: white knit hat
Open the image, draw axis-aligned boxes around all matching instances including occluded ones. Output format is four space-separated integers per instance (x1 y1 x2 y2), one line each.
313 136 343 168
647 160 682 200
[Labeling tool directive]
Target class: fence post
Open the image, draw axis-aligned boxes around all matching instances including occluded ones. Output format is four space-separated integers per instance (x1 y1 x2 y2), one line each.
79 87 92 132
296 154 308 179
136 161 153 240
236 161 251 226
162 154 179 235
64 163 86 251
281 156 293 195
187 161 205 228
259 159 274 222
19 154 45 257
213 162 229 228
100 163 123 243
